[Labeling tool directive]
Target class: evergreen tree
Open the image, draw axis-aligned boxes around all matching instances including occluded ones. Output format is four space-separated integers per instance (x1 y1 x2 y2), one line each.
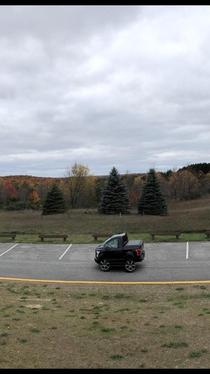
42 183 67 215
138 168 168 216
98 166 130 214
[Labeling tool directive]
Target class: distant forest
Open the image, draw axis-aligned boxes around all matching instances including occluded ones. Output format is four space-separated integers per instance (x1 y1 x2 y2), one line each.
0 162 210 211
161 163 210 178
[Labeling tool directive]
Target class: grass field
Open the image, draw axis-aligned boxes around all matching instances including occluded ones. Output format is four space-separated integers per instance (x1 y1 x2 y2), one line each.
0 281 210 368
0 196 210 368
0 195 210 243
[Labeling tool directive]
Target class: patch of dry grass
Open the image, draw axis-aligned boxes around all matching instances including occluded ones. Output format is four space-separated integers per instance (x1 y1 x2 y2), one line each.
0 281 210 368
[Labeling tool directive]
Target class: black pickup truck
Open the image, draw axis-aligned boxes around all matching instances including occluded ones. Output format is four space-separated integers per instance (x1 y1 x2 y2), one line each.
94 232 145 272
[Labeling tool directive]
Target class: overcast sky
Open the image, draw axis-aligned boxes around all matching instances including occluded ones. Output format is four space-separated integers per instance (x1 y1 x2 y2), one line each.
1 5 210 177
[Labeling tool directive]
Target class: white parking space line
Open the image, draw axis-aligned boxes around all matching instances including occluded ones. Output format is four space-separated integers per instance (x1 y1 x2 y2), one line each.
186 242 189 259
59 244 72 260
0 243 18 257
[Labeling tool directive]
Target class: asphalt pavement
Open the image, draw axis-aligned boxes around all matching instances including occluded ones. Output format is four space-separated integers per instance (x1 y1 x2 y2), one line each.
0 241 209 283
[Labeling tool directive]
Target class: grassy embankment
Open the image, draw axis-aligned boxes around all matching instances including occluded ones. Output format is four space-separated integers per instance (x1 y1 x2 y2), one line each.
0 195 210 243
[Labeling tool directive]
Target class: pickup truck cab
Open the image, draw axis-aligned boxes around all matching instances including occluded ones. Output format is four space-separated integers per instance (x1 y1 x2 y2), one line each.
94 232 145 272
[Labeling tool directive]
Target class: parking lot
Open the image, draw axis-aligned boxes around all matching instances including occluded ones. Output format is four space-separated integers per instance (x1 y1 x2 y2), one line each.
0 241 210 283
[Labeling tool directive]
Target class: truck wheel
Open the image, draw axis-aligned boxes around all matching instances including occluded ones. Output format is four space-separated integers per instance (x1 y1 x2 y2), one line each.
125 259 136 272
99 259 111 272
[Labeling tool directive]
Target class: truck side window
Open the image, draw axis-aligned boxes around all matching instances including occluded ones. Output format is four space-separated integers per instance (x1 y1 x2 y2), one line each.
107 238 118 249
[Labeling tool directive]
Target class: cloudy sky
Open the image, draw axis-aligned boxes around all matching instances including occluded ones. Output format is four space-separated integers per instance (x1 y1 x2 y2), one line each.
1 5 210 177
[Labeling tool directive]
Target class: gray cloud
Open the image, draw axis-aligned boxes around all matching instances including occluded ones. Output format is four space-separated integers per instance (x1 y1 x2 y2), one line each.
0 5 210 177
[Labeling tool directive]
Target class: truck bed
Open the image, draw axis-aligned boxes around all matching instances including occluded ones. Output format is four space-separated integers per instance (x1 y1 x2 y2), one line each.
123 240 143 250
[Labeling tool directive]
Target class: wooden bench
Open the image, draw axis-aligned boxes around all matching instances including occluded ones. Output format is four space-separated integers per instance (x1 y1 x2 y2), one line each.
205 231 210 237
0 234 16 240
92 234 112 241
39 234 68 242
150 231 181 240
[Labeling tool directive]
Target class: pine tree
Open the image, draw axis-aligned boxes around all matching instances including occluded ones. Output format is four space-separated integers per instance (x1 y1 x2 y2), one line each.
138 168 168 216
98 166 130 214
42 183 67 215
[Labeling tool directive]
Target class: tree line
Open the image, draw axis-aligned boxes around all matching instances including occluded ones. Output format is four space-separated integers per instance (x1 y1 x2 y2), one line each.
0 162 210 215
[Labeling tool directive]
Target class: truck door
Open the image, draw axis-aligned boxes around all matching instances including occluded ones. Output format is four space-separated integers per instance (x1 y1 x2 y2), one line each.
105 238 124 264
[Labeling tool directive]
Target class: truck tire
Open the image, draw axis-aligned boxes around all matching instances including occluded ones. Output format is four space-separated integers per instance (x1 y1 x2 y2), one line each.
124 259 136 272
99 259 111 272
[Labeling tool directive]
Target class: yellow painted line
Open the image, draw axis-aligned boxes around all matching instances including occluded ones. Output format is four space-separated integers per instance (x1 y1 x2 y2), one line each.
0 277 210 284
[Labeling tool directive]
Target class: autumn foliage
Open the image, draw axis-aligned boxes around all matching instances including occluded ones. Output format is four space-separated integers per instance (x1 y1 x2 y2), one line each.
27 191 42 210
0 162 210 212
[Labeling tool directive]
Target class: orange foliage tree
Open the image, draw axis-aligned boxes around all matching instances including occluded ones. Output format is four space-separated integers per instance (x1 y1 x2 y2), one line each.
27 190 42 210
0 179 18 201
